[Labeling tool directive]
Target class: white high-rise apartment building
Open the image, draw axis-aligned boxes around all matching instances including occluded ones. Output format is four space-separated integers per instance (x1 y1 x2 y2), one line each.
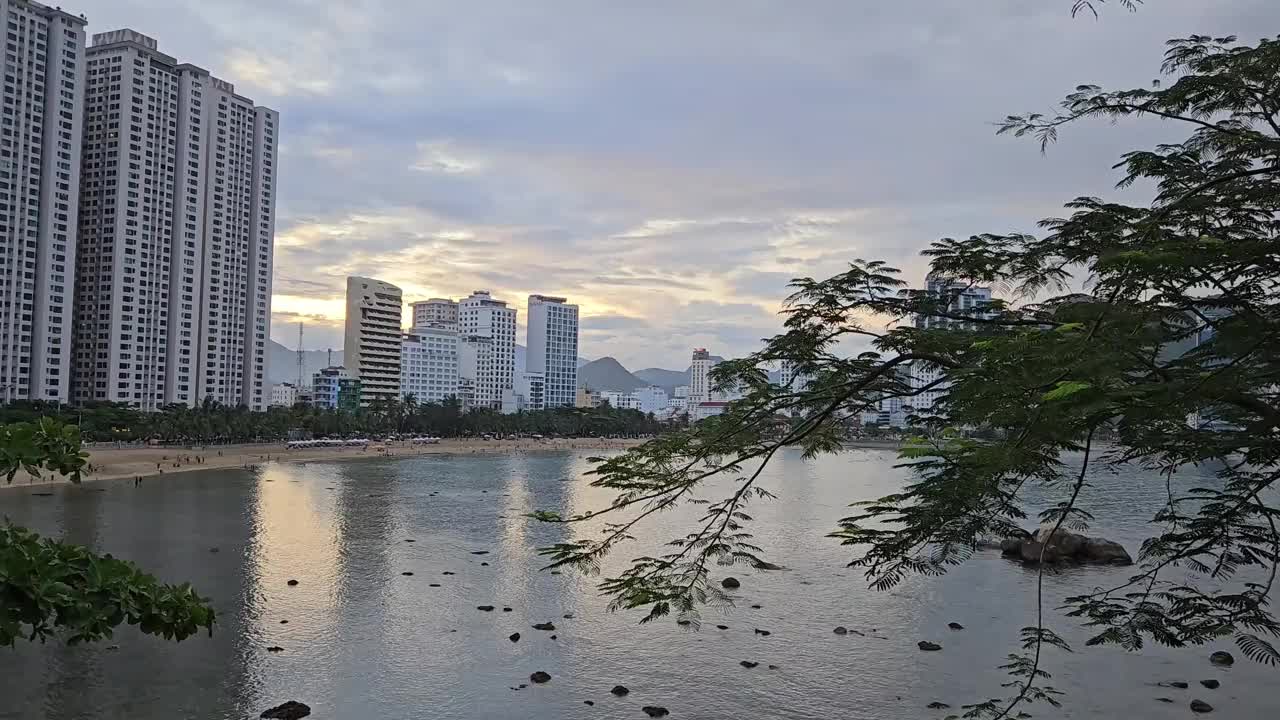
400 325 458 404
909 275 993 413
457 334 492 412
0 2 86 403
73 30 278 410
526 294 578 408
458 290 515 410
344 276 402 406
410 297 457 329
689 348 713 404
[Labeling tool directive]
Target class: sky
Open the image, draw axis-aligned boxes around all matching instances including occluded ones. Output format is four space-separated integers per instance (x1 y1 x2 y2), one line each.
82 0 1278 370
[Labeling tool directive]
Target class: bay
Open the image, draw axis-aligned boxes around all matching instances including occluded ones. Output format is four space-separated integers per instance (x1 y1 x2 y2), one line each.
0 448 1272 719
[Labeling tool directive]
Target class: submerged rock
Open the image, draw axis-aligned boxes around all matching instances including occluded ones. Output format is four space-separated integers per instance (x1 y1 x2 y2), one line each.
260 701 311 719
927 702 951 709
753 561 786 571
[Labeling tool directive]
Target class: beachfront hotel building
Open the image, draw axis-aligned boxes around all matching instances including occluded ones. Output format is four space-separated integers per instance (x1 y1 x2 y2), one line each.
525 294 578 408
343 276 402 405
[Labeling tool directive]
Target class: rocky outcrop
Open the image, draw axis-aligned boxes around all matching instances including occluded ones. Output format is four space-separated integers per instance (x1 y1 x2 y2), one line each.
260 701 311 719
999 527 1132 566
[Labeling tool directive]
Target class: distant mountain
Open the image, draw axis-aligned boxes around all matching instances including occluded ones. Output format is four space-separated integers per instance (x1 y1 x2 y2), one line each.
577 357 648 392
268 341 343 386
633 367 687 393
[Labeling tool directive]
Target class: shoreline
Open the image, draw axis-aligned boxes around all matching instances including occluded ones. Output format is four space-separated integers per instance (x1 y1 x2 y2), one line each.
2 438 646 490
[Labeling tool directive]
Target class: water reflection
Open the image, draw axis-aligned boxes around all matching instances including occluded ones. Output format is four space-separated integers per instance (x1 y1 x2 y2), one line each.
0 450 1274 720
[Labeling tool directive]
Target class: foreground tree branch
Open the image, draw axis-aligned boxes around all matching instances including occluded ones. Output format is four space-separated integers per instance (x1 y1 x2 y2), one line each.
536 33 1280 715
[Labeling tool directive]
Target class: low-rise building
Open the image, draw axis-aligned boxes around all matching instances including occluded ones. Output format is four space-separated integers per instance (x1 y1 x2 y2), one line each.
270 383 299 408
517 371 546 411
693 401 730 421
576 387 602 408
312 366 350 410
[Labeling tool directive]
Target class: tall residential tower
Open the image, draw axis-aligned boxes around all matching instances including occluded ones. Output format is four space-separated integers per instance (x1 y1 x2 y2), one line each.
0 1 86 403
73 30 278 409
526 294 578 408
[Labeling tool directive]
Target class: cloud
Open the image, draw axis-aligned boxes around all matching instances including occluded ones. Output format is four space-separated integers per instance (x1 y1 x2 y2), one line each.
93 0 1277 369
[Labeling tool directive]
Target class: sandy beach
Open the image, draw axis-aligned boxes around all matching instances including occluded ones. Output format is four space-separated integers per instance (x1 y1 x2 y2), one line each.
2 437 646 490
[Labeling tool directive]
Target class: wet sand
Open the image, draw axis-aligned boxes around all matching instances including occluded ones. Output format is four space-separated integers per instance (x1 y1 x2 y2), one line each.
1 437 645 489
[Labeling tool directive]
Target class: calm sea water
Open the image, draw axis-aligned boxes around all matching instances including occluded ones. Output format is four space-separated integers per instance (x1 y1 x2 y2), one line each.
0 448 1273 719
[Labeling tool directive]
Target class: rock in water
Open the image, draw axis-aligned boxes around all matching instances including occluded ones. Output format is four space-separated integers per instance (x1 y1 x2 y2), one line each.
471 551 490 555
1190 699 1213 713
833 626 848 635
1200 679 1220 689
918 641 942 652
753 561 785 570
927 702 951 709
509 633 520 642
260 701 311 719
948 622 964 630
533 622 556 631
530 671 551 684
740 661 759 668
610 685 630 696
754 629 771 636
1209 651 1234 666
721 577 741 589
1013 527 1132 565
642 707 670 718
716 625 729 630
286 579 299 586
477 605 495 612
266 646 284 653
584 700 594 706
401 572 414 576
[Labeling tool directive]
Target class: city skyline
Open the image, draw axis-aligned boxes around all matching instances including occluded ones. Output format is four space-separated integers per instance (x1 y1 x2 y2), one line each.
17 0 1279 373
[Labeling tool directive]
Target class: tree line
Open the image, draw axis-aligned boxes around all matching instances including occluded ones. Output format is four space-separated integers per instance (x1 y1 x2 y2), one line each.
0 397 665 445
